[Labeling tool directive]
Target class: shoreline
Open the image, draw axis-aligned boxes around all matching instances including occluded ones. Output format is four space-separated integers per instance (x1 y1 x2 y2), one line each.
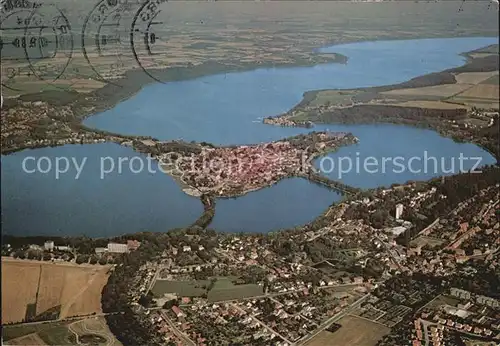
65 36 500 123
263 43 499 161
5 35 496 121
1 38 498 238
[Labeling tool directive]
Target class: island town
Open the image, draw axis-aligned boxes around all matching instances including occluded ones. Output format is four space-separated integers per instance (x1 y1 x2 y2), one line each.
132 131 358 198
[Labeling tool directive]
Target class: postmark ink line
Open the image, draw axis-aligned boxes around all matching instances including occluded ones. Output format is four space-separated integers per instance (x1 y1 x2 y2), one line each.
1 25 48 29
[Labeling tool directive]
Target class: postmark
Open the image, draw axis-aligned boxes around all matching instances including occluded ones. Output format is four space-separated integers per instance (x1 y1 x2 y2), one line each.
1 0 74 92
130 0 168 83
81 0 140 85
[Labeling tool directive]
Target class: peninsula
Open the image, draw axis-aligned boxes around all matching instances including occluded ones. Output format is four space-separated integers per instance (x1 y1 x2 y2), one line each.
263 44 499 159
132 131 359 198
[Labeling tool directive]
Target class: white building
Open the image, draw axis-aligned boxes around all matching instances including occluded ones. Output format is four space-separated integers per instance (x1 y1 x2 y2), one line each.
44 241 54 251
395 203 404 220
107 242 128 253
183 245 192 252
388 226 406 236
95 247 108 255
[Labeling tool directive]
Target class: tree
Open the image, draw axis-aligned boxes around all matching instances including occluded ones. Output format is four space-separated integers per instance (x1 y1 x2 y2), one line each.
27 250 36 260
76 255 88 264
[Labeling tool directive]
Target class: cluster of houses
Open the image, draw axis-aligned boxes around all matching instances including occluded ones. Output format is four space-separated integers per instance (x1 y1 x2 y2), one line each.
412 288 500 345
171 141 309 196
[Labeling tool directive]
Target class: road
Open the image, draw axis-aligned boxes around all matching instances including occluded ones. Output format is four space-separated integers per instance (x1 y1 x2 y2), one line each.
4 312 123 327
67 317 115 346
159 310 196 346
375 234 406 272
420 319 436 346
147 266 161 293
296 293 372 346
418 217 440 236
147 283 375 310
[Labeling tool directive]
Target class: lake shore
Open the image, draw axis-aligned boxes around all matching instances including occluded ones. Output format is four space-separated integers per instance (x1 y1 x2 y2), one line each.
263 43 499 161
1 37 498 237
2 39 497 157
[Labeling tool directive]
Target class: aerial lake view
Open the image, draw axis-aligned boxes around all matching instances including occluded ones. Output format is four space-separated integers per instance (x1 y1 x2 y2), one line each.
1 37 497 236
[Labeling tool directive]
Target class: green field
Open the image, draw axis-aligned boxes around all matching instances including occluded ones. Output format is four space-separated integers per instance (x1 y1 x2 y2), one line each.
151 280 210 298
309 90 361 107
207 284 263 302
3 321 74 343
423 294 462 310
151 277 264 301
37 325 77 345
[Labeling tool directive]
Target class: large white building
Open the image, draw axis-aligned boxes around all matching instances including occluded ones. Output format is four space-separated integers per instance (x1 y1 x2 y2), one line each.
44 241 54 251
395 203 404 220
107 242 128 253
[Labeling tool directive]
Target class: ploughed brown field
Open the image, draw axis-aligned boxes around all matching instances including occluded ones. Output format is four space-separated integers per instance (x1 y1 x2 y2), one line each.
1 258 111 324
306 316 390 346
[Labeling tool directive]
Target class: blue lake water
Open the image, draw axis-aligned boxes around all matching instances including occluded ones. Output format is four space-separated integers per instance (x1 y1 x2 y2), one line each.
1 37 497 236
210 178 342 233
1 144 203 237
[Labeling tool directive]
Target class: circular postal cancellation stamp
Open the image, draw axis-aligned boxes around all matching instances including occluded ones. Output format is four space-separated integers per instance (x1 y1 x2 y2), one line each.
81 0 142 85
0 0 73 93
130 0 169 83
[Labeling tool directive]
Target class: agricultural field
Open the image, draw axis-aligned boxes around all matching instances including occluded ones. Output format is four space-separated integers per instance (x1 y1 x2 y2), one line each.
381 84 473 98
451 84 499 103
308 315 390 346
445 70 499 109
1 258 111 323
1 259 41 323
454 71 498 85
3 317 121 346
481 74 499 85
377 69 499 110
390 100 468 110
309 90 361 107
2 0 497 99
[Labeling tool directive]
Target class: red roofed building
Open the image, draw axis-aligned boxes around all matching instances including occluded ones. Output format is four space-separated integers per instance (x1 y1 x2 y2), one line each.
127 240 141 251
172 306 184 318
